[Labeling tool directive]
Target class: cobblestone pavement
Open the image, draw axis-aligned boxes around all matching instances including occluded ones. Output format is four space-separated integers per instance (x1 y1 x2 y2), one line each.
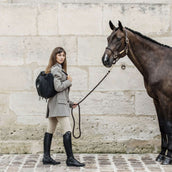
0 154 172 172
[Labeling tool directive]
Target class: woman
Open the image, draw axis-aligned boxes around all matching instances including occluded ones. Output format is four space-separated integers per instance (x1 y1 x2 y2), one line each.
43 47 85 167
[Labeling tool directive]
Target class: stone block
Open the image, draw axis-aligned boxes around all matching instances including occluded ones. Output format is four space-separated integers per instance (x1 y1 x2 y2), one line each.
70 91 134 115
68 67 88 91
12 0 37 2
171 6 172 33
0 124 58 141
89 66 145 91
81 114 159 141
135 91 156 115
0 37 24 66
103 4 170 35
0 94 16 126
0 67 32 91
12 0 172 3
0 94 9 115
104 0 171 3
0 4 37 35
58 3 102 35
24 36 77 65
37 3 58 35
0 141 32 154
9 92 47 124
0 0 8 3
17 115 47 125
78 36 107 66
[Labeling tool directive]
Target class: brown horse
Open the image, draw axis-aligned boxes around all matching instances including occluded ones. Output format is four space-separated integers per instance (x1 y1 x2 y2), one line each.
102 21 172 165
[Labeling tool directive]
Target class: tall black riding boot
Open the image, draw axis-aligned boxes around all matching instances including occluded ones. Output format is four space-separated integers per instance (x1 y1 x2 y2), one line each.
63 131 85 167
42 132 60 165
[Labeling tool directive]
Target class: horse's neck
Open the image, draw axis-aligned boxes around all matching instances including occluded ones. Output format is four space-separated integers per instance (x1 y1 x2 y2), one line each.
127 31 159 79
127 44 145 77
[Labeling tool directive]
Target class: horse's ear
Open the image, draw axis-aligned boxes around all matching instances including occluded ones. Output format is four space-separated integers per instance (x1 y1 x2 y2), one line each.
109 20 116 30
118 20 123 31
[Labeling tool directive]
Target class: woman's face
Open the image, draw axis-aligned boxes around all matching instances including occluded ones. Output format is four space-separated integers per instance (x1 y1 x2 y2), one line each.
56 52 66 64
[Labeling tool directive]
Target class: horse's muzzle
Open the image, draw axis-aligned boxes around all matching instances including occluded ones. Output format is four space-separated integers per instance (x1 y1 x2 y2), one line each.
102 53 113 68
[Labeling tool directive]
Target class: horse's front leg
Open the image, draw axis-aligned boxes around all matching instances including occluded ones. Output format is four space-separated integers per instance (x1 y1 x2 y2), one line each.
156 132 167 162
162 134 172 165
153 99 167 162
159 100 172 165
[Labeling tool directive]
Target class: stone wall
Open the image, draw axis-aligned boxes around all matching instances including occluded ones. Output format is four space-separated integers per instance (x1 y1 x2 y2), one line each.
0 0 172 154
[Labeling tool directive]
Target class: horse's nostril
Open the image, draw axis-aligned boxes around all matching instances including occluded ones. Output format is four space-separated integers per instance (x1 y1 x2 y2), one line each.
104 59 107 65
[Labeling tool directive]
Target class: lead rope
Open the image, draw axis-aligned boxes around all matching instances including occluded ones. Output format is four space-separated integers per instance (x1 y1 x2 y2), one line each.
71 66 114 139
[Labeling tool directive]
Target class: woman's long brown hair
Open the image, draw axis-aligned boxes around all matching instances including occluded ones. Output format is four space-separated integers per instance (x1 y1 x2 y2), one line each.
45 47 67 74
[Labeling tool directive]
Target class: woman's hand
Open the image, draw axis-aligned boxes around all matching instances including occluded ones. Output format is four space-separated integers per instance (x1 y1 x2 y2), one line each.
67 75 72 82
72 103 78 108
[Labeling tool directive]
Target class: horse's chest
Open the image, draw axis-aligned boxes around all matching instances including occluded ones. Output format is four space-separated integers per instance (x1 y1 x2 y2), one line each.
144 78 158 99
145 84 154 98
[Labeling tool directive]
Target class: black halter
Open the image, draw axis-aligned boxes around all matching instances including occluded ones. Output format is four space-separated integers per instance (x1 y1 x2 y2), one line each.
106 29 129 64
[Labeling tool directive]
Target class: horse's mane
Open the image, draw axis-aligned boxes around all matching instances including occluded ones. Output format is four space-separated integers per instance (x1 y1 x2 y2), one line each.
125 27 172 49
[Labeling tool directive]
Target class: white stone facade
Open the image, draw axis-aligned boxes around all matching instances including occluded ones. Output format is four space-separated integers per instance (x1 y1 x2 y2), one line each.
0 0 171 153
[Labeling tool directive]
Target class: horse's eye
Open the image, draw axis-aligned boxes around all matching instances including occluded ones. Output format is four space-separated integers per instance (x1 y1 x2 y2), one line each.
116 37 121 41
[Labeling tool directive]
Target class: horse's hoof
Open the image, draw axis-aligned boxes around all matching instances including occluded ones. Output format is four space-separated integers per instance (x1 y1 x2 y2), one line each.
161 156 172 165
156 154 165 162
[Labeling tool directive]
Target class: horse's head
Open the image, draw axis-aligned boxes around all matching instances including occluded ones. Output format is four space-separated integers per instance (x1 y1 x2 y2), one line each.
102 21 129 68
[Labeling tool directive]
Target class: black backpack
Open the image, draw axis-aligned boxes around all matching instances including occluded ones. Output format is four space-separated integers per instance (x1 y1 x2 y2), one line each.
35 71 57 99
